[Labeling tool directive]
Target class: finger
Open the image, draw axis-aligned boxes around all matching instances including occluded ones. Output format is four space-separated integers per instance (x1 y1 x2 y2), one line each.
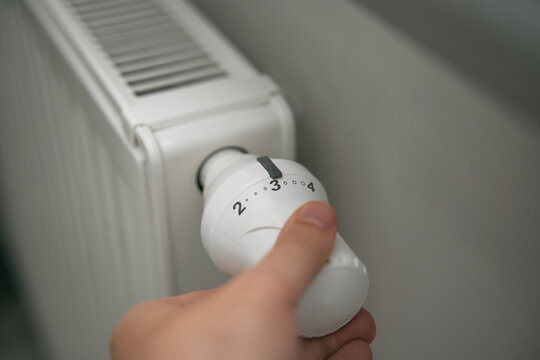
303 308 376 358
328 308 376 345
241 201 337 307
327 339 372 360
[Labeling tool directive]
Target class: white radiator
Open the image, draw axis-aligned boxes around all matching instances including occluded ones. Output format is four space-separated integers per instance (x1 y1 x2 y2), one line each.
0 0 294 358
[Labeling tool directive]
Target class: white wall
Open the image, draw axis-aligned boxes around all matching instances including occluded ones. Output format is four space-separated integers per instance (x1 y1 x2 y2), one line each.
191 1 540 359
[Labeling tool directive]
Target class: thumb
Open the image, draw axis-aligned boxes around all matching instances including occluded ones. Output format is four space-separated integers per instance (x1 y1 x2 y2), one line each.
241 201 337 308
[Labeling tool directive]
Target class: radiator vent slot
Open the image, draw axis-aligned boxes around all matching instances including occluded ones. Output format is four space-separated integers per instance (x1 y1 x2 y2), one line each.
65 0 227 96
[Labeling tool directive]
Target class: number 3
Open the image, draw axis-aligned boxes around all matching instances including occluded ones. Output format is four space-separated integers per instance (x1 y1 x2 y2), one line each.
270 179 281 191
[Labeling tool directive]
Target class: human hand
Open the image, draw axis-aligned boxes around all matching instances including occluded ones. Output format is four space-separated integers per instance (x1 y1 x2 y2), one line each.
110 201 376 360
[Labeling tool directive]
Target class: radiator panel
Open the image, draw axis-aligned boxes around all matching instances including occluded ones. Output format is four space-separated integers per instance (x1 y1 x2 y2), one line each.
0 2 168 359
0 1 294 359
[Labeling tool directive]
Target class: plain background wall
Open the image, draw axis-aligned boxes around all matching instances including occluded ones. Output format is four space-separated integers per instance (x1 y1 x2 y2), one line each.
190 1 540 359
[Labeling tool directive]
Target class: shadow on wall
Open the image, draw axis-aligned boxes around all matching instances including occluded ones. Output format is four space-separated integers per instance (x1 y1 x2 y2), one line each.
355 0 540 120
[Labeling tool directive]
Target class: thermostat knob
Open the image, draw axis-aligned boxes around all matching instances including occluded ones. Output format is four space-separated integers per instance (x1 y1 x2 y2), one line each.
199 149 369 337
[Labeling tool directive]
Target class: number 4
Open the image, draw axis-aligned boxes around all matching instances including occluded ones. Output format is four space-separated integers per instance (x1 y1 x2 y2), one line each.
307 182 315 192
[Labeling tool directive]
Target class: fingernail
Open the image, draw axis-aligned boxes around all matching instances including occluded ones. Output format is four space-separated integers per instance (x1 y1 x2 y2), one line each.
297 202 336 230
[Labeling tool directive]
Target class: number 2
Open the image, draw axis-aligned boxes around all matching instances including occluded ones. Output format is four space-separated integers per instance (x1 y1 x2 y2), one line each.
233 201 246 216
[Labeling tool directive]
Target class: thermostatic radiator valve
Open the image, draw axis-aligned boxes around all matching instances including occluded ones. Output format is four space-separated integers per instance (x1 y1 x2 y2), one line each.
198 148 369 337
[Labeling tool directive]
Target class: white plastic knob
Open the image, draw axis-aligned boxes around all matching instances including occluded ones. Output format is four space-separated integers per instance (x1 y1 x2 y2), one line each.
199 149 369 337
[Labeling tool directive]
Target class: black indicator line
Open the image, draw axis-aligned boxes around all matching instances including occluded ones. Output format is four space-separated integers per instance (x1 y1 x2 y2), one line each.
256 156 283 179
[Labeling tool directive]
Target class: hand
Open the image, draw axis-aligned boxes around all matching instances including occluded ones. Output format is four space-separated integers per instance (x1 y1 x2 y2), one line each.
110 201 376 360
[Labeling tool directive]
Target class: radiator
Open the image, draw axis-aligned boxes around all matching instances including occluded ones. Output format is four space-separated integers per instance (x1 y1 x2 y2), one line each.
0 0 294 358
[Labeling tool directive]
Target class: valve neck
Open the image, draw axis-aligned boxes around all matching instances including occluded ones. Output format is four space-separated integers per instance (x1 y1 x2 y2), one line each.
199 148 254 191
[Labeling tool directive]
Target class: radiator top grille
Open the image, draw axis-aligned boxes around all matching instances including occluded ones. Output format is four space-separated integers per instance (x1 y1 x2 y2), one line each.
65 0 227 96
